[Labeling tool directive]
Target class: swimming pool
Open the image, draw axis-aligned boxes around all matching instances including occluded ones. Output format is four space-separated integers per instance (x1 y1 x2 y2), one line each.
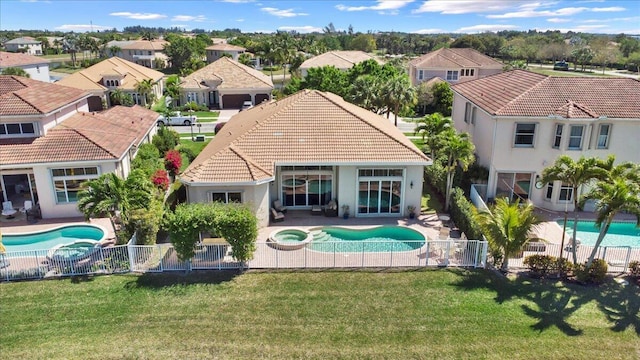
3 224 106 252
558 220 640 248
309 226 425 253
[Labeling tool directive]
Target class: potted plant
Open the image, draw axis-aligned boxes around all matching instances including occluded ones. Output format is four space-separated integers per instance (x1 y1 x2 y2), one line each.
407 205 416 219
342 204 350 219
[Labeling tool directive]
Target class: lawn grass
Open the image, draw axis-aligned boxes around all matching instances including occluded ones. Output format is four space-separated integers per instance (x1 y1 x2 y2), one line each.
178 138 211 171
1 269 638 359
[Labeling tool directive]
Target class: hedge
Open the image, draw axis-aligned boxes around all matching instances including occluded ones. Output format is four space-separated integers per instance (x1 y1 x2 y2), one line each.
449 187 483 240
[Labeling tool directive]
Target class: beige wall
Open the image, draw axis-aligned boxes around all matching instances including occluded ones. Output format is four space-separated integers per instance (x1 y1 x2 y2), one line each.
186 183 271 227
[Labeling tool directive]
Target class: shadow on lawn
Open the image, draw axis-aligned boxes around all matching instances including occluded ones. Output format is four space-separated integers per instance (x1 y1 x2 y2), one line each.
124 270 241 290
453 269 640 336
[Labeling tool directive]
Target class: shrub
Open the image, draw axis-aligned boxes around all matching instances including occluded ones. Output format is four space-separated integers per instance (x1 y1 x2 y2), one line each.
524 255 572 279
449 188 483 240
132 143 163 176
214 122 227 134
574 259 608 284
164 149 182 176
151 169 170 191
629 261 640 278
424 161 447 196
152 127 180 157
178 146 197 163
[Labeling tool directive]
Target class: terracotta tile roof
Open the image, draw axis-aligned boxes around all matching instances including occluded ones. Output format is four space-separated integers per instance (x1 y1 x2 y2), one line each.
56 57 164 91
0 75 89 116
206 43 246 51
409 48 503 69
181 57 273 90
452 70 640 118
0 51 49 67
300 51 382 70
0 105 158 165
120 40 168 51
181 90 430 183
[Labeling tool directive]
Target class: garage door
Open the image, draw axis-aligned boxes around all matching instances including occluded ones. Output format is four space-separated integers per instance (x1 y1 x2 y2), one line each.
222 94 251 109
255 93 270 105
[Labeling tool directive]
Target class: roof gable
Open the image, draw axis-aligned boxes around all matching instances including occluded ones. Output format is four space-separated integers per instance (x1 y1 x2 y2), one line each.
409 48 503 69
181 57 273 90
56 57 164 91
0 75 89 116
300 51 381 69
0 51 49 67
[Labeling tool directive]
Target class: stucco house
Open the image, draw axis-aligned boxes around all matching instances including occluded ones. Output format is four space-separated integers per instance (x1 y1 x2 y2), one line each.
408 48 503 86
450 70 640 212
299 51 382 77
180 89 431 227
4 37 43 56
179 57 273 109
119 40 169 69
205 43 246 63
0 75 159 219
0 51 51 82
56 57 165 111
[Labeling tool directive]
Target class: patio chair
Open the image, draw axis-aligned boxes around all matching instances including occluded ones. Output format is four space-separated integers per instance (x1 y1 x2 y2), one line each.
26 203 41 222
271 208 285 222
2 201 17 218
273 199 287 213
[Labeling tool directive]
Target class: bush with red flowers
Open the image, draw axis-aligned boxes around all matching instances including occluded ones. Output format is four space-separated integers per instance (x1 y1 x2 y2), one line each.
164 149 182 176
152 169 170 191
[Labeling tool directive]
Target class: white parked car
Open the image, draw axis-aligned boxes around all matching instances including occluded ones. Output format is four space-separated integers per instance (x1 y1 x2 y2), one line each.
241 101 253 111
157 111 198 126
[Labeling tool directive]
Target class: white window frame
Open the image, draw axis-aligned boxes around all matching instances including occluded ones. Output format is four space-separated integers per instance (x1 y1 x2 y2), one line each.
597 124 611 149
545 183 553 200
559 183 573 202
568 125 585 150
209 191 242 204
514 123 536 148
417 69 424 80
552 124 563 149
446 70 459 81
51 167 100 204
0 122 37 137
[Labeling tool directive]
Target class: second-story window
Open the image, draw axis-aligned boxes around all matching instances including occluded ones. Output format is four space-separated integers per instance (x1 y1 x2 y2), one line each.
514 123 536 147
597 124 611 149
418 70 424 80
568 125 585 150
553 124 563 149
446 70 459 81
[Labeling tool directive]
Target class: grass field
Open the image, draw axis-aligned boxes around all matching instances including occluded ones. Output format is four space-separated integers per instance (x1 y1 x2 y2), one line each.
1 270 637 359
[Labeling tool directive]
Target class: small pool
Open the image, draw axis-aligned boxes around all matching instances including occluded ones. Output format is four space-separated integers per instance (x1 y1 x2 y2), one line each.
268 228 313 250
558 220 640 247
309 226 425 253
3 224 106 252
47 240 101 262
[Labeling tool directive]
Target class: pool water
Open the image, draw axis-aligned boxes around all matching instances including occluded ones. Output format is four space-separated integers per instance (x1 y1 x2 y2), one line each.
309 226 425 253
559 221 640 247
3 225 106 252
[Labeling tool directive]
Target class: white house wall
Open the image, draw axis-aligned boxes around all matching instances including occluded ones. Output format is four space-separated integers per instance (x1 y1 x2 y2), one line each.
18 63 50 82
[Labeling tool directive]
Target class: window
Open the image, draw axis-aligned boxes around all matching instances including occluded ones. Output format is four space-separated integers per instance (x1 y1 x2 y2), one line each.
514 123 536 147
461 69 475 76
559 184 573 201
568 125 584 150
417 70 424 80
553 124 563 149
446 70 459 81
0 122 37 136
51 167 100 203
545 183 553 200
597 124 610 149
210 192 242 203
471 107 476 124
358 169 403 177
464 103 477 124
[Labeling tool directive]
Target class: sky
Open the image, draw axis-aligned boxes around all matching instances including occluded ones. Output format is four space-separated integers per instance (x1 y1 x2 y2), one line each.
1 0 639 35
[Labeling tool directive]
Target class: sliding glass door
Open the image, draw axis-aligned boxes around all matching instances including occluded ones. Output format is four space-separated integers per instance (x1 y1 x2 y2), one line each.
281 173 332 207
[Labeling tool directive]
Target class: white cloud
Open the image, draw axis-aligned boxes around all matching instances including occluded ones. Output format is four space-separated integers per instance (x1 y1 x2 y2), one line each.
278 25 323 33
55 24 112 32
591 7 625 12
236 18 245 22
413 0 518 14
336 0 414 12
412 28 446 34
487 7 588 19
455 24 519 33
109 12 167 20
260 7 307 17
218 0 254 2
547 18 571 23
582 16 640 23
172 15 206 22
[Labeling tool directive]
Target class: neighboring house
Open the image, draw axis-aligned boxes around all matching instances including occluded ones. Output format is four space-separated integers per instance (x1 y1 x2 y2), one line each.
0 75 159 219
4 37 43 56
180 89 431 227
105 40 135 58
408 48 503 86
179 57 273 109
205 43 246 63
451 70 640 212
119 40 169 69
299 51 382 77
56 57 165 111
0 51 51 82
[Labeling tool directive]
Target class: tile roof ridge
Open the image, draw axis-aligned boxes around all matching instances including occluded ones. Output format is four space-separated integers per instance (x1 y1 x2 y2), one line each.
331 51 362 64
496 70 549 114
225 57 273 87
53 127 120 158
228 145 273 179
558 99 599 118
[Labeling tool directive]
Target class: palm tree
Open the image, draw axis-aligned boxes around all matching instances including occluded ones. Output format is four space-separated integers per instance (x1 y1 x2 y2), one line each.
441 131 475 212
383 75 417 126
474 197 542 271
109 89 134 107
541 155 611 264
135 79 154 108
349 75 383 113
238 53 253 67
582 162 640 269
164 75 181 107
413 113 453 159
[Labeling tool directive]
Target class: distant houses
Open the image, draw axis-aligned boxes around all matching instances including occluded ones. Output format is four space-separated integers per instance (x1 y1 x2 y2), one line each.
408 48 503 86
299 51 382 77
0 51 50 82
4 37 43 56
205 43 246 63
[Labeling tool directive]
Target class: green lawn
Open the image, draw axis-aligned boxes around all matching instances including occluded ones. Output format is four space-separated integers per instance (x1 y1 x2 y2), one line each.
1 270 637 359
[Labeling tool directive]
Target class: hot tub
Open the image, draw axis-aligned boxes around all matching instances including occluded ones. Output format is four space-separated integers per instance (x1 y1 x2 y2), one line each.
268 228 313 250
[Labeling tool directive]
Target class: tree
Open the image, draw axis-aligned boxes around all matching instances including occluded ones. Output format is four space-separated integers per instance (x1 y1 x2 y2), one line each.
135 79 154 108
109 89 134 107
541 155 611 264
441 131 475 212
383 74 416 126
350 34 376 52
431 82 453 116
571 46 594 72
1 67 30 78
413 113 453 159
300 66 348 97
474 197 541 271
238 53 253 66
349 74 384 113
163 75 181 107
582 162 640 269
